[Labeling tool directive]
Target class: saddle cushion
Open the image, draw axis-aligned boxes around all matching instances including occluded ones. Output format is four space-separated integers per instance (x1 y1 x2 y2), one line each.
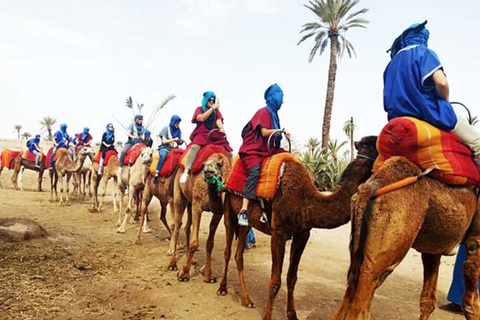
374 117 480 186
124 144 146 166
149 149 185 177
21 150 44 162
1 149 21 169
46 147 70 163
179 144 230 175
93 150 118 166
226 153 300 200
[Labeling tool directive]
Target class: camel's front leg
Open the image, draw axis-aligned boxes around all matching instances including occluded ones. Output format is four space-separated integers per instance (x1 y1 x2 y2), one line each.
463 237 480 319
159 201 171 236
217 210 236 296
286 230 311 320
11 167 19 190
141 188 153 234
59 174 65 205
235 226 254 308
263 230 289 320
167 198 187 271
111 176 118 213
419 253 441 320
134 188 153 244
178 203 203 282
37 169 43 192
202 212 223 283
117 184 126 230
65 173 71 205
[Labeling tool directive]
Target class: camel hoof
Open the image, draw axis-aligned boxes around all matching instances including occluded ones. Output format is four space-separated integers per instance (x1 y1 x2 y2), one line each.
287 312 299 320
217 287 228 296
165 249 174 256
116 220 122 227
177 270 190 282
142 228 152 234
116 227 126 234
133 238 142 245
89 208 98 213
167 264 178 272
203 275 217 283
244 301 255 308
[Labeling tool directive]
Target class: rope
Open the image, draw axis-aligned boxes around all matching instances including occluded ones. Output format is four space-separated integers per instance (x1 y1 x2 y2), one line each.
356 154 376 162
374 168 433 197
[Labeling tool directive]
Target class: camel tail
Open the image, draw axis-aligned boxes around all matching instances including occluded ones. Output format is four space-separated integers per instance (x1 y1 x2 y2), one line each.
346 189 375 299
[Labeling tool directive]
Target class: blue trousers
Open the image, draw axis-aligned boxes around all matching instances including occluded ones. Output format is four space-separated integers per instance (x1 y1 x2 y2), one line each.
245 229 256 249
447 244 480 305
155 149 170 174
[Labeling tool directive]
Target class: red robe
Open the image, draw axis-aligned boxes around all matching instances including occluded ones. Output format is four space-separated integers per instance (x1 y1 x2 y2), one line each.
75 133 92 153
189 106 233 152
239 107 284 170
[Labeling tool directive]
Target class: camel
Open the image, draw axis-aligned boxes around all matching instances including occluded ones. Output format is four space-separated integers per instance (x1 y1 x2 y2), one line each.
49 146 92 205
0 149 21 188
90 154 119 213
167 151 231 283
216 136 378 320
73 155 93 198
117 147 153 233
331 156 480 320
11 154 46 192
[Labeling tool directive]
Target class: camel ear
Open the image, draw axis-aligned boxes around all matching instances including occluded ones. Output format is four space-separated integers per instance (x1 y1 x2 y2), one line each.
217 158 223 169
354 141 360 151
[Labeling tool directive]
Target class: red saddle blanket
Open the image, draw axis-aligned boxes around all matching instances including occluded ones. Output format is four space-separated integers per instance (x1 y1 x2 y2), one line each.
374 117 480 186
21 150 45 162
1 149 21 169
149 149 185 177
226 153 300 200
124 144 147 166
93 150 118 166
46 147 70 163
179 144 230 175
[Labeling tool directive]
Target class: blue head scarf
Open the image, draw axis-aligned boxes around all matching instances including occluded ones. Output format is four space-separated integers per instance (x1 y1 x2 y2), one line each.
201 91 216 129
144 130 151 138
82 127 89 141
34 134 41 144
60 123 68 140
133 114 144 135
264 84 284 147
169 115 182 139
388 20 429 59
106 123 114 141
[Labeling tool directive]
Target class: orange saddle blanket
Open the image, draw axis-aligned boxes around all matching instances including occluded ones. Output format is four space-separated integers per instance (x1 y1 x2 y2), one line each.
179 144 230 175
22 150 44 162
124 144 146 166
93 150 118 166
46 147 70 163
374 117 480 186
1 149 21 169
149 149 185 177
226 153 300 200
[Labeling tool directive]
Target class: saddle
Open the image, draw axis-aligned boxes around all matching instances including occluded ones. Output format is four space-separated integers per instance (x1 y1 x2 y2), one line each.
1 149 21 169
149 149 185 177
179 144 230 175
93 150 118 166
374 117 480 186
46 147 70 163
22 150 44 162
124 144 146 166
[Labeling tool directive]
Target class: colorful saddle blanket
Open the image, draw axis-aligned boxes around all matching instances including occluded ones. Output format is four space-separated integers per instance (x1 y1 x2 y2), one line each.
21 150 44 162
93 150 118 166
124 143 146 166
46 147 70 163
374 117 480 186
149 149 185 177
179 144 230 175
225 153 300 200
1 149 21 169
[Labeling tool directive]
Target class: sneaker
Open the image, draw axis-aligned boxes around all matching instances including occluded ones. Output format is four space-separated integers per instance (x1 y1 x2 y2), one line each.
117 167 122 175
153 174 159 184
237 209 249 227
35 164 40 169
98 168 102 175
179 172 188 184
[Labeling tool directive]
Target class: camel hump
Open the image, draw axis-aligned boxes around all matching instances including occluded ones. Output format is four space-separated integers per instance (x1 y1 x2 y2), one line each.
1 149 21 169
124 143 146 165
21 150 44 162
0 218 49 242
179 144 229 175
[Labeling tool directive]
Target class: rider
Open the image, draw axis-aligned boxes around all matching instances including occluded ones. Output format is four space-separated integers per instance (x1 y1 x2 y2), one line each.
98 123 116 174
237 84 290 226
143 130 153 148
179 91 233 184
384 21 480 169
75 127 93 160
118 114 145 172
153 115 184 184
49 123 70 169
27 134 42 169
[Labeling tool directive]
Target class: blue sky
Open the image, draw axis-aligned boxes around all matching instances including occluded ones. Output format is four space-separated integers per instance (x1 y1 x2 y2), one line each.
1 0 479 152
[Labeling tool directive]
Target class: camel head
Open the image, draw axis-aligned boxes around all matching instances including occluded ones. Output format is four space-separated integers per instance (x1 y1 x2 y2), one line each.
140 147 153 165
354 136 378 161
202 154 227 193
77 146 94 159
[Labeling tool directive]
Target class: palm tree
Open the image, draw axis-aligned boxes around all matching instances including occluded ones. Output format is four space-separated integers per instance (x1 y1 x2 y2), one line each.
14 125 22 139
305 137 321 156
22 132 31 140
39 116 57 141
116 141 123 149
327 139 347 165
343 116 356 161
298 0 369 149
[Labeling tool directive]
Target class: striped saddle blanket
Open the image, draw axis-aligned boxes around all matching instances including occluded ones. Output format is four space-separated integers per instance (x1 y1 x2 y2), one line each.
149 149 185 177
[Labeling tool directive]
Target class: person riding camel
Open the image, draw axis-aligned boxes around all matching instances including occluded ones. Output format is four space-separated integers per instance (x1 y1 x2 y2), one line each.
49 123 70 169
118 114 145 172
153 115 184 184
179 91 233 184
98 123 116 174
27 134 42 169
143 130 153 148
237 83 290 226
384 20 480 170
75 127 93 160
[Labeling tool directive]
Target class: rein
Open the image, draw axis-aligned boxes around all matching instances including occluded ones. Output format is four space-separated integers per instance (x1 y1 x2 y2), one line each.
356 154 376 162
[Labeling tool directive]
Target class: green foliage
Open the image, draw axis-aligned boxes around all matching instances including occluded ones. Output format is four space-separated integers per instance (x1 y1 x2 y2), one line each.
22 132 31 140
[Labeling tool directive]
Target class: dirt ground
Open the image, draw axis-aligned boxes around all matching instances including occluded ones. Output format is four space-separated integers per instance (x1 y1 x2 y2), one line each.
0 142 465 319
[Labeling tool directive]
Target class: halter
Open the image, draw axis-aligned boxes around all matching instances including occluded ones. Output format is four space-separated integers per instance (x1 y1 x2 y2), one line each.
356 154 376 162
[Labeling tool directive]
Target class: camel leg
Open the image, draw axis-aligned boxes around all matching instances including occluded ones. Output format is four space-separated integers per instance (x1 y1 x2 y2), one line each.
184 203 192 253
97 175 107 211
65 173 71 205
90 172 99 211
59 174 65 205
141 188 153 234
159 200 171 236
117 183 126 229
286 230 311 320
462 236 480 319
134 188 153 244
419 253 441 320
202 212 223 283
0 166 3 188
49 170 54 202
37 169 43 192
18 167 24 191
217 210 236 296
111 175 118 213
167 197 187 271
87 170 92 198
234 226 255 308
178 203 203 281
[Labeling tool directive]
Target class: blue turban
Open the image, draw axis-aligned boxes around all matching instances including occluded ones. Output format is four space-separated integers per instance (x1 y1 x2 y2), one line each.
201 91 216 129
34 134 41 144
169 115 182 139
265 84 284 147
82 127 89 141
144 129 151 138
106 123 114 141
388 20 429 59
60 123 68 140
134 114 143 121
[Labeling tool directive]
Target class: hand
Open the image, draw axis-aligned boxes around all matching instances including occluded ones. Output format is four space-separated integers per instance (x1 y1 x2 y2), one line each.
285 131 291 141
218 128 225 134
213 98 220 110
174 137 180 142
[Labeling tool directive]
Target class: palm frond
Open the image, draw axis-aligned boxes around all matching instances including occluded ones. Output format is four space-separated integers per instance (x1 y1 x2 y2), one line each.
145 94 177 129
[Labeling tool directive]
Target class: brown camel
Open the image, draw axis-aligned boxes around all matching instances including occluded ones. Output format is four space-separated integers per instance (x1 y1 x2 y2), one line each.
117 147 153 233
133 170 177 245
49 147 92 205
11 154 46 192
216 136 378 320
73 155 93 198
0 149 21 188
331 156 480 320
90 155 119 213
167 152 231 283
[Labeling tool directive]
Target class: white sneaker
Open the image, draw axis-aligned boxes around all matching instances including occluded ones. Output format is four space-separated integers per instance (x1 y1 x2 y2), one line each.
180 172 188 184
117 167 122 175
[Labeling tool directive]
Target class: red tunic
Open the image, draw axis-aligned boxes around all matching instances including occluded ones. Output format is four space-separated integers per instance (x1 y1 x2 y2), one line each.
189 106 233 152
75 133 92 153
239 107 284 170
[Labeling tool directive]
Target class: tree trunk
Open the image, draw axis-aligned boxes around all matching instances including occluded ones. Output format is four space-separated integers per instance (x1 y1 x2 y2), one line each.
350 117 354 162
321 35 339 150
17 130 20 139
48 129 52 141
